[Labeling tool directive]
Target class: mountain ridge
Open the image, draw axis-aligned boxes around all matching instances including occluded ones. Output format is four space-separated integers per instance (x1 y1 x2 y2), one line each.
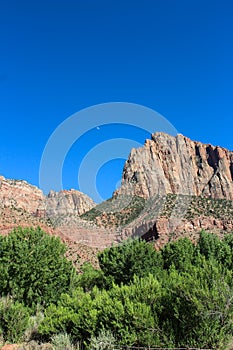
115 132 233 200
1 132 233 255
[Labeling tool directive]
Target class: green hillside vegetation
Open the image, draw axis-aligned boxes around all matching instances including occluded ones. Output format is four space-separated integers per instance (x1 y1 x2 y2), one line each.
81 194 233 229
0 227 233 349
81 195 145 227
161 194 233 220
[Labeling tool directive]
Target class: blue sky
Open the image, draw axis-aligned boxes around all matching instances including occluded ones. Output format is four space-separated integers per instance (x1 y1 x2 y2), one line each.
0 0 233 201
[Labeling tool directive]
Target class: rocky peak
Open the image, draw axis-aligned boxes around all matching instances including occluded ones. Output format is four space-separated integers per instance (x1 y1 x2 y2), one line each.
45 189 96 217
0 175 96 218
115 132 233 200
0 176 44 213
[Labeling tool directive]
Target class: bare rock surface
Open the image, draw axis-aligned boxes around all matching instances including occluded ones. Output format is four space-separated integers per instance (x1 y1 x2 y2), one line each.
45 189 96 217
0 176 44 213
115 132 233 200
0 176 95 219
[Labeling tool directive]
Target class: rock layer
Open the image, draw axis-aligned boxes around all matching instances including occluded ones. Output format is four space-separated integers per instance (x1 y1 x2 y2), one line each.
0 176 44 213
45 189 96 217
0 176 95 218
116 132 233 200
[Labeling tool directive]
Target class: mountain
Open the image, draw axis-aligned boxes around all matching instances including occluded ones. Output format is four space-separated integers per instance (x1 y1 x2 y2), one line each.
0 176 99 266
1 132 233 258
115 132 233 200
82 132 233 247
0 176 95 218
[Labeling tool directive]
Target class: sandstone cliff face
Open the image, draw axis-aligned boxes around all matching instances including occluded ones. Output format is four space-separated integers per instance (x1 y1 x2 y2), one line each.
0 175 119 249
116 132 233 200
0 176 95 218
0 176 44 213
45 189 96 217
0 176 98 252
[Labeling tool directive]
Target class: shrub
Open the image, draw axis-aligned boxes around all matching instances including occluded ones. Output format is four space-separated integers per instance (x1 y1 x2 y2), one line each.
88 329 116 350
24 308 44 342
98 238 162 285
0 227 76 308
161 237 196 271
51 332 74 349
77 263 106 292
0 297 30 342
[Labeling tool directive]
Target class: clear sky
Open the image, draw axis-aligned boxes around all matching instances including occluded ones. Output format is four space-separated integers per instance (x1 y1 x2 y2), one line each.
0 0 233 202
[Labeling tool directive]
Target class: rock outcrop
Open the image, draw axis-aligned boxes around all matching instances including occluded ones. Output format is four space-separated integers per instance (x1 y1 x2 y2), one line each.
45 189 96 217
0 175 120 250
0 175 96 242
115 132 233 200
0 176 95 217
0 176 44 213
124 215 233 245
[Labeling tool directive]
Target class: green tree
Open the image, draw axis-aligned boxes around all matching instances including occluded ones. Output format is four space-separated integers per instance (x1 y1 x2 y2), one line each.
98 238 162 285
159 261 233 348
197 231 233 270
77 263 106 292
222 233 233 269
161 237 196 271
0 227 75 308
198 230 223 260
0 297 30 343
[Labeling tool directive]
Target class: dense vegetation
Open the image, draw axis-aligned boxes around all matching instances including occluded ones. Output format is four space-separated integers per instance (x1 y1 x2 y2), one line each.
0 227 233 349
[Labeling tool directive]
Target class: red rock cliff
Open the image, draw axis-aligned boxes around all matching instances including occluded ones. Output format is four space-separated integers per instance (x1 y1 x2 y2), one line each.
116 132 233 200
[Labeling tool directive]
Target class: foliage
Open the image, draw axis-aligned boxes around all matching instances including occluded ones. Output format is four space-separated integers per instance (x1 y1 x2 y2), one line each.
77 263 106 292
51 332 74 350
159 262 233 348
198 230 233 269
38 281 159 346
0 297 30 342
39 233 233 348
88 329 116 350
0 227 75 308
24 308 44 342
98 238 163 285
198 230 224 259
39 287 97 343
0 226 233 348
161 237 196 271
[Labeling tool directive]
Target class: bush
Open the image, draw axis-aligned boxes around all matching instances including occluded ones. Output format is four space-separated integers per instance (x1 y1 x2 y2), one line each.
159 262 233 348
98 238 162 285
0 227 76 308
51 332 74 349
88 329 116 350
38 287 98 342
77 263 106 292
24 308 44 342
0 297 30 342
161 237 196 271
